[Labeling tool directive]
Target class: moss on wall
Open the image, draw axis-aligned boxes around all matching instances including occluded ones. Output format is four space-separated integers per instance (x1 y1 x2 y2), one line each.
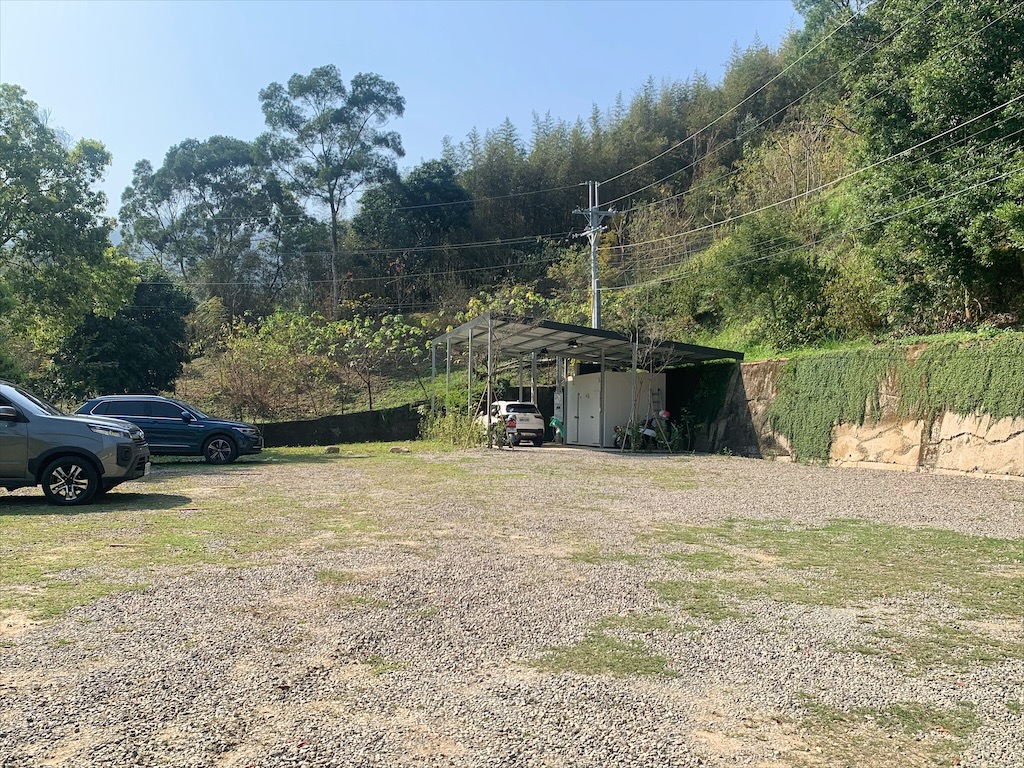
898 334 1024 422
767 332 1024 463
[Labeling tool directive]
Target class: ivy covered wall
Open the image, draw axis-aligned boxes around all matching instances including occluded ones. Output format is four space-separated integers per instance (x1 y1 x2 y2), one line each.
766 332 1024 463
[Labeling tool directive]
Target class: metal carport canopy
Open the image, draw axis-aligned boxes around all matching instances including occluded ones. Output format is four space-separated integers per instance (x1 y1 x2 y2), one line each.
432 313 743 367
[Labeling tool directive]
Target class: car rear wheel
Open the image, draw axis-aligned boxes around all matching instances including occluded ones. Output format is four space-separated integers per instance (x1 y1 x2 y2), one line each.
41 457 99 506
533 437 544 447
203 436 238 464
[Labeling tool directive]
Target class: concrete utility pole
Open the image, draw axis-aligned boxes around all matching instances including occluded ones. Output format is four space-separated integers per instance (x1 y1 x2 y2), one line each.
574 181 614 329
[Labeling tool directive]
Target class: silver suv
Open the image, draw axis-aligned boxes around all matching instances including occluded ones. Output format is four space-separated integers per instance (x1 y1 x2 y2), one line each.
0 380 151 505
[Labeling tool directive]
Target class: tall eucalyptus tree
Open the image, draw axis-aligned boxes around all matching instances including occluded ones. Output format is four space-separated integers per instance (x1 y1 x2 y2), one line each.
258 65 405 316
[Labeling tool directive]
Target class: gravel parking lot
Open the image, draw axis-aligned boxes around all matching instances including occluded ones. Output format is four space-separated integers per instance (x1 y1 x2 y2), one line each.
1 447 1022 767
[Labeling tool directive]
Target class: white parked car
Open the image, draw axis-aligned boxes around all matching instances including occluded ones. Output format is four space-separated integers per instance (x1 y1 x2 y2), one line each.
479 401 546 447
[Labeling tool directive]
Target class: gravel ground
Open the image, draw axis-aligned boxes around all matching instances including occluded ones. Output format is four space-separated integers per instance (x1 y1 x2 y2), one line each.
1 449 1022 768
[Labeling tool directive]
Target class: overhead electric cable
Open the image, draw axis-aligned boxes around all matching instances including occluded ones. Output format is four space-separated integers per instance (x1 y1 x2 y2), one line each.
613 119 1024 266
598 3 870 188
603 165 1022 293
605 0 959 212
389 183 581 211
604 93 1023 252
608 0 1019 216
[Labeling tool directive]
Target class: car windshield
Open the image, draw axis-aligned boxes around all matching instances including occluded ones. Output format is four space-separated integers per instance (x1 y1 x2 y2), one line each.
9 385 65 417
507 404 540 415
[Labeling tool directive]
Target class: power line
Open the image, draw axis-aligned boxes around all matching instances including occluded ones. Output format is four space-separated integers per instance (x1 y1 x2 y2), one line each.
390 183 580 211
113 157 1021 317
137 249 566 289
605 94 1023 253
605 0 968 213
121 3 868 230
603 165 1022 293
598 3 869 188
613 118 1024 266
132 228 574 269
129 110 1021 295
608 0 1019 216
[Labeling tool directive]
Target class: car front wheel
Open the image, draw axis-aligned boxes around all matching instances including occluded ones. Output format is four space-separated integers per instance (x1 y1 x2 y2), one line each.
41 457 99 506
203 436 238 464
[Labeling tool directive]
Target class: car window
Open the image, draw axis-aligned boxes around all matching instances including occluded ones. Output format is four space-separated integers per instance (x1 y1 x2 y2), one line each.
169 398 206 419
151 401 187 419
105 401 149 417
507 404 540 415
88 402 109 414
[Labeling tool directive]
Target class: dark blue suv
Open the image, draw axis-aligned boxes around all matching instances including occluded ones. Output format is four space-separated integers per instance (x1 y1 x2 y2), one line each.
76 395 262 464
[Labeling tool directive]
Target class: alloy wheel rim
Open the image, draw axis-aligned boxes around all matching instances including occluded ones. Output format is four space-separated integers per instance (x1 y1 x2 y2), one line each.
49 465 88 500
208 440 230 461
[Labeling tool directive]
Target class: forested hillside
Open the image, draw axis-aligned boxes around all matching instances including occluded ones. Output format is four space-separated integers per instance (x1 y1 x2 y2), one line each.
2 0 1021 419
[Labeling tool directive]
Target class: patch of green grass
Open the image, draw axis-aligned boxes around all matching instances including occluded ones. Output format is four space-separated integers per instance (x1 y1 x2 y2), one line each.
650 580 745 621
796 693 979 765
316 569 358 585
0 447 387 620
596 612 684 634
853 623 1024 674
569 548 646 565
1007 701 1022 716
534 612 682 678
869 701 980 738
645 519 1023 617
535 632 674 677
365 655 407 675
647 467 698 491
644 518 1022 672
663 550 738 571
27 579 149 619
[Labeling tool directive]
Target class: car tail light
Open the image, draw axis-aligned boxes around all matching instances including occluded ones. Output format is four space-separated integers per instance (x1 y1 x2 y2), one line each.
506 417 516 428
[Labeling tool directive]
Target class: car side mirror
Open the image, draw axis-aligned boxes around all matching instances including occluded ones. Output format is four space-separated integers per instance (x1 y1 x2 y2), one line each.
181 411 194 422
0 405 17 420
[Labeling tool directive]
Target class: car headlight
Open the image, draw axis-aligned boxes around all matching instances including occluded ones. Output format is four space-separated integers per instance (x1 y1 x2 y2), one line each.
89 423 132 439
233 426 259 437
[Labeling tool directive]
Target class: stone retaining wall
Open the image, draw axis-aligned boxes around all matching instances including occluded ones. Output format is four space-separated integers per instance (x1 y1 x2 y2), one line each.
706 360 1024 479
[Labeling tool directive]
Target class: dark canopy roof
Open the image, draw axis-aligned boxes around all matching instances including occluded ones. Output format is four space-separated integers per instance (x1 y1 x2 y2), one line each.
432 314 743 368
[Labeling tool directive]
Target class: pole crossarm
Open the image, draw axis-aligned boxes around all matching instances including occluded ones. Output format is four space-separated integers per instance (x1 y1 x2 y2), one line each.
575 180 615 329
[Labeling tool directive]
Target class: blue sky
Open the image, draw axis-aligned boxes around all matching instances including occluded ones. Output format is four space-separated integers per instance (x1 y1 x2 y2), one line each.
0 0 800 217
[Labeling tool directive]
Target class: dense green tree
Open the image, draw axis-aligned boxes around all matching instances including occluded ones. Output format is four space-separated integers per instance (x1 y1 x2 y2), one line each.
844 0 1024 331
0 281 18 379
49 265 195 399
259 65 405 315
0 83 135 350
120 135 314 317
634 214 830 349
353 160 474 305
